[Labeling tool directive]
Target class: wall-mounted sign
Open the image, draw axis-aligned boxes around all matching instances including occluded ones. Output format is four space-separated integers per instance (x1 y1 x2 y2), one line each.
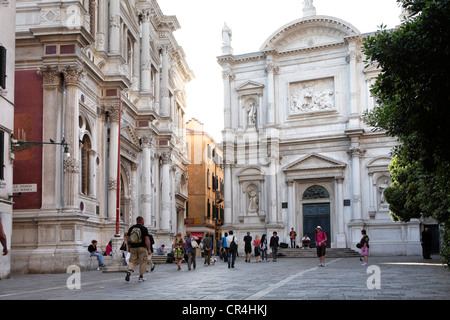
13 184 37 193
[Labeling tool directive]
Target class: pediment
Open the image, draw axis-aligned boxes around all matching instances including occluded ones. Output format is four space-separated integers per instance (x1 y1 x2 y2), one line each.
283 153 346 172
237 166 265 181
260 15 360 53
236 80 265 93
121 125 140 147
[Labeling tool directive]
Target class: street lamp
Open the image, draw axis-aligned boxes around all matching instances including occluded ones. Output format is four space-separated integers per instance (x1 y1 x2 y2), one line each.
10 134 70 156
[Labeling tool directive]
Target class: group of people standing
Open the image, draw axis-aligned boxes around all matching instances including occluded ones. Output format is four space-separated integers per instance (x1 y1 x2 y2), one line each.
219 231 282 266
171 231 214 271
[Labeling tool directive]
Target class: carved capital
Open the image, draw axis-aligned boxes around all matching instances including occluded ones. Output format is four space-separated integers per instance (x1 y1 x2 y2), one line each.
160 152 171 165
141 134 153 148
62 65 84 86
108 178 117 190
64 157 80 173
108 105 121 122
38 65 61 87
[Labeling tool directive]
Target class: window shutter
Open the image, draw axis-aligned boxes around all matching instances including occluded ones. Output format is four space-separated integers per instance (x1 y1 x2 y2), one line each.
0 46 6 89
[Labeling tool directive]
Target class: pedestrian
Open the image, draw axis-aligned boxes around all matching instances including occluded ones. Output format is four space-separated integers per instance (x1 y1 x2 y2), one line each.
421 228 432 259
260 234 268 262
253 235 261 263
244 232 252 262
289 227 297 248
88 240 106 268
125 216 151 282
157 244 166 255
226 230 237 268
0 216 8 256
269 231 279 262
120 232 130 265
221 232 228 262
148 233 155 272
315 226 327 267
105 240 112 256
301 234 311 249
172 233 185 270
359 229 370 266
203 233 213 265
185 231 199 270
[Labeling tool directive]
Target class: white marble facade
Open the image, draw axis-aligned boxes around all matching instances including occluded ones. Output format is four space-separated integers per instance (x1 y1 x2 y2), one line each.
11 0 192 273
218 1 421 256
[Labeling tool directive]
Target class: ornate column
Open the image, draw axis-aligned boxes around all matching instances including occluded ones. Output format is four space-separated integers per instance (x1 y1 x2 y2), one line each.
336 177 346 247
287 179 295 230
140 11 151 93
130 162 139 226
107 103 121 220
160 152 171 231
268 157 278 224
141 135 152 226
109 0 120 55
349 144 365 221
222 65 232 129
347 40 362 128
266 55 277 126
223 162 232 225
88 149 97 198
160 45 171 117
61 65 83 210
39 66 63 210
96 0 106 51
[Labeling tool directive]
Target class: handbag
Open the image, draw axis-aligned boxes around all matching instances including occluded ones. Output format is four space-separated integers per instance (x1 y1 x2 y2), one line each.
191 237 198 248
356 242 362 249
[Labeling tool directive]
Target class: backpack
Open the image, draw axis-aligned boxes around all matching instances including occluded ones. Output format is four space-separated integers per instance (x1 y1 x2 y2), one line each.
129 226 142 244
230 236 237 252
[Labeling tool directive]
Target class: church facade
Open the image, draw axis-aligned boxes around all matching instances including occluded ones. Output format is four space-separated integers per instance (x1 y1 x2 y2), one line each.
218 3 421 255
12 0 192 273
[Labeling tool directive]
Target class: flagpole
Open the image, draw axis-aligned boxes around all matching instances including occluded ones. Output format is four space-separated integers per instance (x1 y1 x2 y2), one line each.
115 91 121 236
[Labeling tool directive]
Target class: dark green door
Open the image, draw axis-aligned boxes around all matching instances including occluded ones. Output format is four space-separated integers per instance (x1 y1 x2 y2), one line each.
303 203 331 248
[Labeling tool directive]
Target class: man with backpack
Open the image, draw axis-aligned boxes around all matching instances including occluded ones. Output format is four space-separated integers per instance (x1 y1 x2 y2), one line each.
125 216 151 282
226 230 237 268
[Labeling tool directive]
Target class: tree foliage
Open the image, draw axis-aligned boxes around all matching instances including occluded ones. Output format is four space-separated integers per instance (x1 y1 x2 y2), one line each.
363 0 450 265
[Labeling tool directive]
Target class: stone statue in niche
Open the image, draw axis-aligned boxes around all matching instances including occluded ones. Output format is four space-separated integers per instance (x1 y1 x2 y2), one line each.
247 185 259 213
247 101 257 126
378 178 390 206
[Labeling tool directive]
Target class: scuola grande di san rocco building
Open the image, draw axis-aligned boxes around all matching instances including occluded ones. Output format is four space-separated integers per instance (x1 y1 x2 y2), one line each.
217 2 424 256
1 0 433 276
11 0 193 274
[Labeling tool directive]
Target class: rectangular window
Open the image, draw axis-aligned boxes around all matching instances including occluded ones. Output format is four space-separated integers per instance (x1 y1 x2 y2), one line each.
0 46 6 89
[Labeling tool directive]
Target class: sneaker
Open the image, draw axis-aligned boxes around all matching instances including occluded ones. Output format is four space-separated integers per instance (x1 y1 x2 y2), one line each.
151 265 155 272
362 262 368 266
138 276 146 282
125 271 131 282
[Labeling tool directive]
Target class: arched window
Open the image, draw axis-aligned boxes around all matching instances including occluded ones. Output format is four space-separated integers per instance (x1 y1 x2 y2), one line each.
81 134 92 195
302 185 329 200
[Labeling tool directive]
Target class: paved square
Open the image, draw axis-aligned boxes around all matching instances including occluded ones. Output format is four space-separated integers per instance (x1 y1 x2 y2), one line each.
0 255 448 301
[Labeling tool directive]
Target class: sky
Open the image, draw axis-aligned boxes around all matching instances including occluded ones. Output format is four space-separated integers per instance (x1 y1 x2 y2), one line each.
157 0 403 143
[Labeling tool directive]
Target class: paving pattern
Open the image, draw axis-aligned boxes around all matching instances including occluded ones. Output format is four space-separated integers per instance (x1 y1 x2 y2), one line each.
0 255 448 302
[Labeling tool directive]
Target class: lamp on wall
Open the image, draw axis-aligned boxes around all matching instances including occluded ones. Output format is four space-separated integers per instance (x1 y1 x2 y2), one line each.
10 134 70 156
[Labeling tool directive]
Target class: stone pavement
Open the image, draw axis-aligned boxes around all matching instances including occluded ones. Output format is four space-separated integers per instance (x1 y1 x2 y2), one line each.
0 254 448 302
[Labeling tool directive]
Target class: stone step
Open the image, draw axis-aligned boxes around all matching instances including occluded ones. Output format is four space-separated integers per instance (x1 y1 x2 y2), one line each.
277 248 361 258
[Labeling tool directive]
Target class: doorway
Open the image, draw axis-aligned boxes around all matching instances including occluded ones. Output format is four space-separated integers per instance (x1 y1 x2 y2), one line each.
303 203 331 248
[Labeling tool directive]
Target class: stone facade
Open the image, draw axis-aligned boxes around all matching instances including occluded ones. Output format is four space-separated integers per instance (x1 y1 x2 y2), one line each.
218 2 421 256
12 0 192 273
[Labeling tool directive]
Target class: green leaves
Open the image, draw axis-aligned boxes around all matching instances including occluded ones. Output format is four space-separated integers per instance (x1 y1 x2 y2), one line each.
363 0 450 265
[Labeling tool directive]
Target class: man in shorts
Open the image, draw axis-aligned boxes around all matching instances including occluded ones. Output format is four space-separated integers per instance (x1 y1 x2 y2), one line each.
315 226 327 267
